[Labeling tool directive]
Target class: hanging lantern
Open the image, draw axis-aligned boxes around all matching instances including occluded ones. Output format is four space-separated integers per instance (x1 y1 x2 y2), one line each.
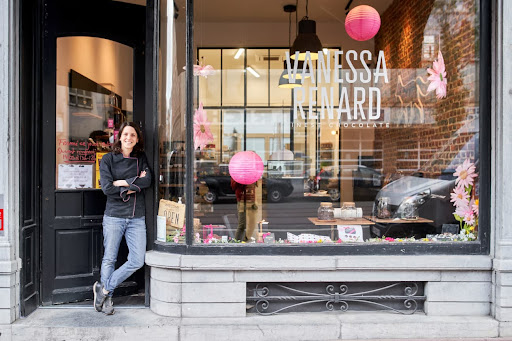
229 151 264 185
345 5 381 42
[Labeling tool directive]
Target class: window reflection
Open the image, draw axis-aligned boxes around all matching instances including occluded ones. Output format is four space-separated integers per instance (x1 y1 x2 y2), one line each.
174 0 482 245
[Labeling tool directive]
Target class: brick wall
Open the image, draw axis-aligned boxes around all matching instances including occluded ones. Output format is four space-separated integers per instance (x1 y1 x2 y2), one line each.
374 0 479 178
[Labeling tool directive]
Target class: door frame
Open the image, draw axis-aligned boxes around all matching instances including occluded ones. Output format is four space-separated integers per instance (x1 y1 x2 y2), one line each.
19 0 158 311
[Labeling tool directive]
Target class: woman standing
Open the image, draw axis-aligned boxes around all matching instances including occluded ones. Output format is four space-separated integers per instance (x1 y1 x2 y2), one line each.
93 122 152 315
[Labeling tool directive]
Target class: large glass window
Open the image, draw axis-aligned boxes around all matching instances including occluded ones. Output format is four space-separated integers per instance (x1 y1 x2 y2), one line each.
158 0 484 248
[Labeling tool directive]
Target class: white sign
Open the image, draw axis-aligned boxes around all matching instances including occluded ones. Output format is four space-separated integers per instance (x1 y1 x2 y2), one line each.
285 50 389 122
337 225 364 243
57 164 93 189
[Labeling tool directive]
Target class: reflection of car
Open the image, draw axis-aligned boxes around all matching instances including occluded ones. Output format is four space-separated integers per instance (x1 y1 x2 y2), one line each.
197 164 294 203
316 165 383 202
374 133 479 233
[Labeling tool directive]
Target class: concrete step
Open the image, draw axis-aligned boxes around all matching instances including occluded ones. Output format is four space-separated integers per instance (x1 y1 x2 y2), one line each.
0 307 503 341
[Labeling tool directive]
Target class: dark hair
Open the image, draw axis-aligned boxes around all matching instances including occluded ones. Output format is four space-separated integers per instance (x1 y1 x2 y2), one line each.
112 122 144 156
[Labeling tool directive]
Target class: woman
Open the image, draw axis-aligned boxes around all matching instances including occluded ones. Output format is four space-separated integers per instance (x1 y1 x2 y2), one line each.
93 122 152 315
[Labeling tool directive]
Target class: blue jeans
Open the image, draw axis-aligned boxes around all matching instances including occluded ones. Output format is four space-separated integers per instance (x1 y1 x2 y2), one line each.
101 215 146 295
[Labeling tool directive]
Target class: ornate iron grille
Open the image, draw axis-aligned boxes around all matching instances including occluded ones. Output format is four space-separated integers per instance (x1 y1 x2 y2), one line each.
247 282 425 315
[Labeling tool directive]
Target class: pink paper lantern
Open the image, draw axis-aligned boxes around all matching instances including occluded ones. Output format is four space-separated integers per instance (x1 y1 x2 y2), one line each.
345 5 381 42
229 151 264 185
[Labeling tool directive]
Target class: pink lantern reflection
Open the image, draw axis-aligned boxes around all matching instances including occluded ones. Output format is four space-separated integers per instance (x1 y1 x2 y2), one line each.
228 151 264 185
345 5 381 42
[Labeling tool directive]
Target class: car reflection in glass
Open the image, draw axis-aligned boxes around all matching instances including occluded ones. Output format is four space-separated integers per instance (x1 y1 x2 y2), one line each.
373 133 479 238
197 164 294 203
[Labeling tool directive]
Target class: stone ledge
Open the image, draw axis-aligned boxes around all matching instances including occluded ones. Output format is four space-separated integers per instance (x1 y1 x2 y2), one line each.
146 251 492 272
3 308 500 340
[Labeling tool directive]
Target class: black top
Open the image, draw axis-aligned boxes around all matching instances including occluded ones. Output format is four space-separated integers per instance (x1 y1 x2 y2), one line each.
99 152 152 218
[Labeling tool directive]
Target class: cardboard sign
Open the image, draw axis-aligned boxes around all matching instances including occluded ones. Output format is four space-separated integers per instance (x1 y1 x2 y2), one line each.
158 199 185 229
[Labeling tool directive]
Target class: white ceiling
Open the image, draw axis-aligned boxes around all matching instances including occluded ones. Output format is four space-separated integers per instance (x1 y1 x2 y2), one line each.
115 0 393 23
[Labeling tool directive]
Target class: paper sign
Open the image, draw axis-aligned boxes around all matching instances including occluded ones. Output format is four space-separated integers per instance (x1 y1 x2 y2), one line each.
337 225 364 242
57 164 93 189
157 215 167 242
108 119 114 128
158 199 186 229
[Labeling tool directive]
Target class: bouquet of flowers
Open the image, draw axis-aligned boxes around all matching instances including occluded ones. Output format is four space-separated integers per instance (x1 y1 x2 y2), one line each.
450 159 479 241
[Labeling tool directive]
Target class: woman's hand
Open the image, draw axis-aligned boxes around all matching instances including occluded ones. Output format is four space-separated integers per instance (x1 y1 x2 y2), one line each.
140 170 147 178
127 190 136 194
113 180 129 187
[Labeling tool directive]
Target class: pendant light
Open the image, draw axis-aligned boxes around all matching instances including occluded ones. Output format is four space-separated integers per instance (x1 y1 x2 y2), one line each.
278 4 302 88
290 0 322 61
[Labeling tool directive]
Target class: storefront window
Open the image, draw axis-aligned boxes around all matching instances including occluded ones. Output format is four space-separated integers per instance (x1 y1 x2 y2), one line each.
159 0 483 247
157 0 187 243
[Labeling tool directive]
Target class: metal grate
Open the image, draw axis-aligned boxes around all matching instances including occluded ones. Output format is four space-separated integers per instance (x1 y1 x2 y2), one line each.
247 282 425 315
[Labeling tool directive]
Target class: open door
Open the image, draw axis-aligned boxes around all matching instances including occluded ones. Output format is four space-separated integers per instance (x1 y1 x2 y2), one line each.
40 0 147 305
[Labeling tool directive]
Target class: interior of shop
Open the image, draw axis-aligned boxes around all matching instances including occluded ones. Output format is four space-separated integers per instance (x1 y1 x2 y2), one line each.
156 0 480 245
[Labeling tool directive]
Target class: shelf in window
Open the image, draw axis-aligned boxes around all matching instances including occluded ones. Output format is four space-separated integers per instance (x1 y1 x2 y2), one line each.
159 184 184 188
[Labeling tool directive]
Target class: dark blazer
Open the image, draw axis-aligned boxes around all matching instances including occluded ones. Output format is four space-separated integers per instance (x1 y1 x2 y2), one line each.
99 152 152 218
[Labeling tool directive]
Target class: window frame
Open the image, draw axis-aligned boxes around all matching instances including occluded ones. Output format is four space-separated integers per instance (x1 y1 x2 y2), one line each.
151 0 492 256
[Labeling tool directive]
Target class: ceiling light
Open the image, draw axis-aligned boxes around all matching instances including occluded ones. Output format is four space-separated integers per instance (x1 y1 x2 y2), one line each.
278 71 302 88
282 60 311 80
234 48 244 59
290 1 323 61
246 66 260 78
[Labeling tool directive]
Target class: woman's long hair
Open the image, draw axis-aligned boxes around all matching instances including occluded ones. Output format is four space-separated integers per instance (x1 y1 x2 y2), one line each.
112 122 145 156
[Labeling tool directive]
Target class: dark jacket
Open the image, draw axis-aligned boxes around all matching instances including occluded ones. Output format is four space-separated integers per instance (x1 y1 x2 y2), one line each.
99 152 152 218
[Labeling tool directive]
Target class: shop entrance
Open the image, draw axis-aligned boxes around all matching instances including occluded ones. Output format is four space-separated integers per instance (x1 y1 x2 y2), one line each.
38 0 147 306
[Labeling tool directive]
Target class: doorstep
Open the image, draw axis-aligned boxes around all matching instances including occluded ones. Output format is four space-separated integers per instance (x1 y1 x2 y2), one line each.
0 307 501 341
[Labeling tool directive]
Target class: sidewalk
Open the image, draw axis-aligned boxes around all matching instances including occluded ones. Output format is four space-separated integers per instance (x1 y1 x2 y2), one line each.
0 307 506 341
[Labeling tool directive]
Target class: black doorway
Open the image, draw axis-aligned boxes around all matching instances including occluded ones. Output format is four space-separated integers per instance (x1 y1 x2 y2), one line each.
35 0 149 306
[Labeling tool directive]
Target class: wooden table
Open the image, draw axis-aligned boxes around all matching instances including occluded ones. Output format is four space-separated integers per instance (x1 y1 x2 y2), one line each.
364 216 434 237
308 218 375 240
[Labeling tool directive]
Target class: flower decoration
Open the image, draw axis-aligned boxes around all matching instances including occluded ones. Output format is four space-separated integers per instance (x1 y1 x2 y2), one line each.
193 102 214 150
453 158 477 188
450 185 469 207
451 158 478 241
183 64 215 78
427 50 448 99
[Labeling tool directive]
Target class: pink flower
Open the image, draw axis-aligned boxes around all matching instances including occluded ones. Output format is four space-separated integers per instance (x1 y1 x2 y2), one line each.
427 50 447 99
183 64 215 78
463 211 475 226
450 185 470 208
471 199 479 216
173 235 179 243
456 205 475 225
385 237 395 242
193 102 214 150
454 159 477 188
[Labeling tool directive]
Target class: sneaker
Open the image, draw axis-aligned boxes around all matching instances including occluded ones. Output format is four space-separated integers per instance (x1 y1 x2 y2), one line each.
93 281 107 312
102 296 115 315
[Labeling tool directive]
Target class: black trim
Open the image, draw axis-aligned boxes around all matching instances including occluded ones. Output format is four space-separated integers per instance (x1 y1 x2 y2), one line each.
154 240 487 255
166 0 492 255
477 0 491 255
145 0 159 307
185 0 194 246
